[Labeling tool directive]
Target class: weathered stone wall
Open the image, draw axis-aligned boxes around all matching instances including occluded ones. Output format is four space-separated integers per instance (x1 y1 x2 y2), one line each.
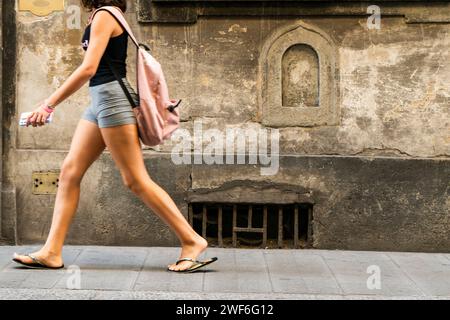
1 1 449 251
1 0 18 245
0 1 3 243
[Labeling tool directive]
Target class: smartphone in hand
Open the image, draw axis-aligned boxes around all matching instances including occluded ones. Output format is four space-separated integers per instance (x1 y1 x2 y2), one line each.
19 112 54 127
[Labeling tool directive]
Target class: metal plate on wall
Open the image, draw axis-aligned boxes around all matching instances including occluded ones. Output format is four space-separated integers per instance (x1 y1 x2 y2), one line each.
18 0 65 17
32 171 60 195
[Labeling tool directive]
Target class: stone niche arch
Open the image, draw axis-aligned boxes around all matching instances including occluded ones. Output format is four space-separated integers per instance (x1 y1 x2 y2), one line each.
259 21 340 127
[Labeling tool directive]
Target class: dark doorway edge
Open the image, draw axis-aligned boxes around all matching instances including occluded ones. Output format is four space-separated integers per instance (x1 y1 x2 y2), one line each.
1 0 17 244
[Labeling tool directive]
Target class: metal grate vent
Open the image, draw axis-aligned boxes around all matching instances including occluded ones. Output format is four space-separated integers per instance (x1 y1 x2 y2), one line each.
188 203 313 249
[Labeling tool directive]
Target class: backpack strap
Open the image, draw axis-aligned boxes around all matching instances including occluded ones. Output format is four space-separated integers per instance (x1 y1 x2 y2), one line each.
104 55 138 108
89 6 140 49
89 6 141 109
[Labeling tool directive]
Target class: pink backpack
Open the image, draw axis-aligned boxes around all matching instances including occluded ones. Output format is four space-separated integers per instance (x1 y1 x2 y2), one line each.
89 6 181 147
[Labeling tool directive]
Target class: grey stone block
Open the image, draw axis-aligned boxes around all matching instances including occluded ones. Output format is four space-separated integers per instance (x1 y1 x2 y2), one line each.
388 252 450 296
54 270 140 291
0 272 29 288
134 247 204 292
290 250 342 295
70 246 148 271
204 249 273 293
320 250 424 297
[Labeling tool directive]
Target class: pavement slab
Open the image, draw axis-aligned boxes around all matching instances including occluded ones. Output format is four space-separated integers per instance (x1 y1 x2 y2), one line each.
0 245 449 300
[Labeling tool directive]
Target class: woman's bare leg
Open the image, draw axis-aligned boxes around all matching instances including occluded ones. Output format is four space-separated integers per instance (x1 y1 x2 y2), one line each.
13 119 106 267
99 123 207 272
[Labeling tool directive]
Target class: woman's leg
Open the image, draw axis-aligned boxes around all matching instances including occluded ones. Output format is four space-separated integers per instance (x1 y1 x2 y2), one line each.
99 123 208 272
13 119 106 267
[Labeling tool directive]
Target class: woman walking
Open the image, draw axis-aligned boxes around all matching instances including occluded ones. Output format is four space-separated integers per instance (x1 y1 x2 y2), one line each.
12 0 217 273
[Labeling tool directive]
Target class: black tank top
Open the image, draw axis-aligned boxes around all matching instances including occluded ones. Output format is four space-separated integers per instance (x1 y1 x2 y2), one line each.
81 10 128 87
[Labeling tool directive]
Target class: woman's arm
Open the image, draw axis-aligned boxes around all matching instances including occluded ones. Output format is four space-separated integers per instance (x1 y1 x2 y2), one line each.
27 10 120 127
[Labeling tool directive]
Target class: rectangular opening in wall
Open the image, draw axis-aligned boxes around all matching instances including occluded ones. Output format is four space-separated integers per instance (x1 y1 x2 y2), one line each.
188 202 313 249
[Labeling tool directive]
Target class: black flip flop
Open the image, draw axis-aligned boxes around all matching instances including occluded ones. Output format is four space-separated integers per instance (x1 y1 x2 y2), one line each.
168 257 218 273
12 254 65 270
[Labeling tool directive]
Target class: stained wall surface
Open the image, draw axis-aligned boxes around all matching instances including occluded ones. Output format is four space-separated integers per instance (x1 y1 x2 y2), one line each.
1 1 449 251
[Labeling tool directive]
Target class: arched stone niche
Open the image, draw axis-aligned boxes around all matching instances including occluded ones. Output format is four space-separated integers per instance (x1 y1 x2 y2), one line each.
282 44 320 108
259 21 340 127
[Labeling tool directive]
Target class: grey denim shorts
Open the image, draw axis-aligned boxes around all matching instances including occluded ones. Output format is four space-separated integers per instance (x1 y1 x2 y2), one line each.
81 77 139 128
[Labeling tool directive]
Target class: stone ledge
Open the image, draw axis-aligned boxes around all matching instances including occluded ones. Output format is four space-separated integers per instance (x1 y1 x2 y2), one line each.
152 0 449 2
137 0 450 23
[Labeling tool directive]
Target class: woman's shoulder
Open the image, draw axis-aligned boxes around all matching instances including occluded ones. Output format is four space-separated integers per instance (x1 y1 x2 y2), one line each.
89 9 125 38
90 9 112 21
89 8 119 27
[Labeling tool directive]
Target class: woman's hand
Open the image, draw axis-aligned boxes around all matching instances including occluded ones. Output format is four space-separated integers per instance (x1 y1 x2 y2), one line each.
26 101 51 127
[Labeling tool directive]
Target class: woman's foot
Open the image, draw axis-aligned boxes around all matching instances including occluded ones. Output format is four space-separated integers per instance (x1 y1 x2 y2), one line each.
12 249 64 268
168 236 208 271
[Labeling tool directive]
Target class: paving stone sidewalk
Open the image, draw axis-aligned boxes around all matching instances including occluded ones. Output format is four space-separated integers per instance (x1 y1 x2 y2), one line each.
1 245 450 300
